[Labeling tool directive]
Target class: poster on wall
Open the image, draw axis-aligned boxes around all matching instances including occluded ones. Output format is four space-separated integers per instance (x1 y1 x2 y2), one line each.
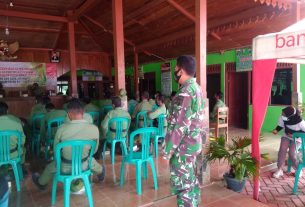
82 70 103 81
160 62 172 96
0 62 57 90
236 47 252 72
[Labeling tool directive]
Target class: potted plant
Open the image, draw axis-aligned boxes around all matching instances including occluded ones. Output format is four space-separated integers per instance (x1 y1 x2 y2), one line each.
206 136 268 192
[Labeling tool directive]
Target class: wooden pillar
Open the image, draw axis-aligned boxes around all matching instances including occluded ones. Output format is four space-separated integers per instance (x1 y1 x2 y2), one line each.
112 0 126 95
195 0 209 186
195 0 207 98
134 51 139 97
68 21 77 97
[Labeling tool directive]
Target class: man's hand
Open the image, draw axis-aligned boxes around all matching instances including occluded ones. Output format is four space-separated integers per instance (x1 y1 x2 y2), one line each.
272 129 278 135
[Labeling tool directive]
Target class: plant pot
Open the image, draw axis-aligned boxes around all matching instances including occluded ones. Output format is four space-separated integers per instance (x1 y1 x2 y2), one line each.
223 173 246 193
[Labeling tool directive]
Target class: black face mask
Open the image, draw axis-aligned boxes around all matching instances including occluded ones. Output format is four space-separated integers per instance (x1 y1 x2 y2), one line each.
174 69 181 82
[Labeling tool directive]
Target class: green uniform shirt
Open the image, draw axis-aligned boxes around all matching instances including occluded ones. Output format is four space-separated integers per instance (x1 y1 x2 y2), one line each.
99 99 112 108
40 109 67 141
132 100 153 119
84 103 99 113
101 107 131 139
54 119 99 161
30 103 46 117
210 99 226 122
64 113 93 124
0 114 26 159
148 104 168 127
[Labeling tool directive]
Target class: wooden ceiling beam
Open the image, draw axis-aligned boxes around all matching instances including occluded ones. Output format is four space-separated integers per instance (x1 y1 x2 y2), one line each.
0 24 88 35
166 0 195 22
135 27 194 51
52 24 65 50
71 0 98 20
79 18 105 51
0 9 68 22
82 15 166 61
124 0 164 27
83 15 135 47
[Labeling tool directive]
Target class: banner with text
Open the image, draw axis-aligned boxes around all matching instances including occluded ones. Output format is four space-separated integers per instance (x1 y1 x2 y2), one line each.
236 47 252 72
0 62 57 90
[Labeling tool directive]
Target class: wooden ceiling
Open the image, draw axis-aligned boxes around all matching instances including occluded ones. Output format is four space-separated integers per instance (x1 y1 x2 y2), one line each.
0 0 304 65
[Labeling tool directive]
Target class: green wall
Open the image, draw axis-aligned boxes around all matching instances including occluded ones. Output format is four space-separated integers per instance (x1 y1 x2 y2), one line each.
248 105 283 132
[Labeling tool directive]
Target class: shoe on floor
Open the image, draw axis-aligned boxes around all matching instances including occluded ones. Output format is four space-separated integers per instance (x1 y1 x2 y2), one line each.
71 186 85 195
32 173 47 190
273 169 284 178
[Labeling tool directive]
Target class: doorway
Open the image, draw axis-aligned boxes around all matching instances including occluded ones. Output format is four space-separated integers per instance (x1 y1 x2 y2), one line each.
139 72 156 97
226 63 249 129
207 74 221 113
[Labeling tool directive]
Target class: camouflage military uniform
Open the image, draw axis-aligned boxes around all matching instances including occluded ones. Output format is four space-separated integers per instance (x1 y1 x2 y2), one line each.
163 78 204 207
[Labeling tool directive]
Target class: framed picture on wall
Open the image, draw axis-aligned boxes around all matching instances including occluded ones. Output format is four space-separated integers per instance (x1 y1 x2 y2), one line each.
50 51 60 63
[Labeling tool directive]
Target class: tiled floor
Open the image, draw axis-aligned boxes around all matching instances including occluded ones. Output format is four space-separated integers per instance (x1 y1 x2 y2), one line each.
6 127 278 206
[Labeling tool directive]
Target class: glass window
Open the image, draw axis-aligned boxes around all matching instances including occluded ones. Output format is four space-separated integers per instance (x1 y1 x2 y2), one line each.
271 68 292 105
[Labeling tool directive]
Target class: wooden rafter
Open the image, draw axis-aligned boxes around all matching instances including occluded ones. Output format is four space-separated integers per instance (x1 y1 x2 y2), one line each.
83 15 166 61
0 9 68 22
166 0 195 22
124 0 164 28
70 0 98 20
52 24 65 50
79 18 105 51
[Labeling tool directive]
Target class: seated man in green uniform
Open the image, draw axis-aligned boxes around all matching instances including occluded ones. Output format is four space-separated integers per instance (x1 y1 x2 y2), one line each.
0 102 26 171
210 91 226 122
148 95 168 133
132 91 153 127
101 96 131 139
30 95 50 118
83 97 99 113
32 99 105 190
40 103 67 143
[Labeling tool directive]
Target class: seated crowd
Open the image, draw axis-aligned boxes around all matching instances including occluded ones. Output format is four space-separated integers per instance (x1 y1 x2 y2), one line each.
0 89 170 196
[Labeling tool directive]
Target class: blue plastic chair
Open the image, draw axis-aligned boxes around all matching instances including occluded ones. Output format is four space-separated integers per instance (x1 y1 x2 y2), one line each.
51 140 96 207
287 144 301 173
120 127 158 195
0 130 23 192
31 113 45 156
45 117 65 159
102 117 130 164
293 132 305 194
135 111 148 129
152 114 166 158
100 105 113 119
87 111 100 126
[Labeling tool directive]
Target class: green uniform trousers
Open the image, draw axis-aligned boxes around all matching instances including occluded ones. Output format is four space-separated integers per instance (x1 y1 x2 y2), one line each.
38 158 103 191
170 154 200 207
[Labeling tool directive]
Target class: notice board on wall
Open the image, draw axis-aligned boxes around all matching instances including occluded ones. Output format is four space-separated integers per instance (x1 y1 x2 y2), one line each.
0 62 57 90
236 47 252 72
161 62 172 96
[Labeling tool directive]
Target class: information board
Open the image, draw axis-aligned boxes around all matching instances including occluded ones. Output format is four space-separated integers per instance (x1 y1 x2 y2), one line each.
236 47 252 72
161 62 172 96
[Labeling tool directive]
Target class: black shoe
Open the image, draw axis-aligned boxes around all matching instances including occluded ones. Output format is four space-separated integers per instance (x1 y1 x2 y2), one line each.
97 165 106 182
32 173 47 190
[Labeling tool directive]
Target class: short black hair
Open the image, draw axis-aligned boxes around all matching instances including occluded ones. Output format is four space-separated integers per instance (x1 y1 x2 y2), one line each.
215 91 223 99
45 103 55 111
112 96 121 108
83 96 91 104
0 101 8 116
156 95 165 103
67 98 84 113
142 91 149 99
176 55 196 77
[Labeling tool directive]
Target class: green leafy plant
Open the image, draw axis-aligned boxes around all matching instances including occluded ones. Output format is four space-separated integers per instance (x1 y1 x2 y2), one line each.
206 136 268 181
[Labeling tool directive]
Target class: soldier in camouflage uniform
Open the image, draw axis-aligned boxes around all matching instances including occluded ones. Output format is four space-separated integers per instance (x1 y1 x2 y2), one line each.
163 55 204 207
